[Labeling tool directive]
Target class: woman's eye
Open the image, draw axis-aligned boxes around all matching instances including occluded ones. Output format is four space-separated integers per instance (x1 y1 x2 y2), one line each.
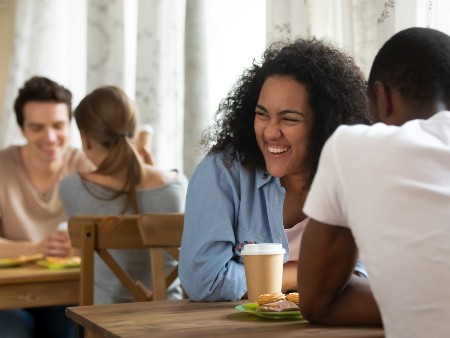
255 111 268 118
283 115 305 123
283 117 302 122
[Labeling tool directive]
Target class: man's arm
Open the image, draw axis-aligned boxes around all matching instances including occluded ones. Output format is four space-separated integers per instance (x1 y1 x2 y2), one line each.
298 218 381 325
0 232 72 258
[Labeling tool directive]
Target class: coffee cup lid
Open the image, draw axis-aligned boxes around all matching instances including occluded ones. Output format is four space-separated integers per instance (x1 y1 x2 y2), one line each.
140 124 154 134
241 243 286 255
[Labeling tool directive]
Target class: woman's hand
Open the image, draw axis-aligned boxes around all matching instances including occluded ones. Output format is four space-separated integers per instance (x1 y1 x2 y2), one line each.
138 145 155 166
282 261 299 292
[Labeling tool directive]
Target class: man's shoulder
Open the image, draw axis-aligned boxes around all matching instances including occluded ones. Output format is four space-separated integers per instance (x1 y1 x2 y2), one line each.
331 123 393 144
63 146 94 172
0 145 21 172
64 146 85 160
0 145 19 158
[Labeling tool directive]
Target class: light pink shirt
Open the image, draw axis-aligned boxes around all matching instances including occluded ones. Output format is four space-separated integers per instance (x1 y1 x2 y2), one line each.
285 217 309 262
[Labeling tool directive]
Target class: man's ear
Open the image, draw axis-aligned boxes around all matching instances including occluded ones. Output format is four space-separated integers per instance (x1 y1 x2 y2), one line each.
373 81 393 123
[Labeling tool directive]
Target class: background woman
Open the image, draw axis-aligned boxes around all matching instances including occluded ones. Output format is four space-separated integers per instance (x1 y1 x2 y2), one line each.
60 86 188 304
179 37 372 301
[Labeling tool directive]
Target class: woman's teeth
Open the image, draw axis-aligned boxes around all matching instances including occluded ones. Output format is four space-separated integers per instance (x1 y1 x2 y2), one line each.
268 146 289 154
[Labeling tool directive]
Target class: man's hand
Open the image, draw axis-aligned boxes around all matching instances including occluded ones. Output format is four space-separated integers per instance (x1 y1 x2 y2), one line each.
39 231 72 257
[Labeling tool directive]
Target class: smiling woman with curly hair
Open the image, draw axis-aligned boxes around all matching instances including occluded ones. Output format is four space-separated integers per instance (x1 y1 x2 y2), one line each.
179 37 372 301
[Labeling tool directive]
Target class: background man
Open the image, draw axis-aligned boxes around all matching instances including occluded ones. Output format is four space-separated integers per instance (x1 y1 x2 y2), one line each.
0 76 92 338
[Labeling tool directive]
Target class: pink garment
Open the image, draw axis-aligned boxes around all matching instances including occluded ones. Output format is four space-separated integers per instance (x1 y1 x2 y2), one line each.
285 217 309 262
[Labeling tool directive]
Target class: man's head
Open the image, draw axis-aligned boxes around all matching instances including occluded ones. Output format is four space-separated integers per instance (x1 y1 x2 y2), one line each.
14 76 72 128
368 27 450 125
14 76 73 164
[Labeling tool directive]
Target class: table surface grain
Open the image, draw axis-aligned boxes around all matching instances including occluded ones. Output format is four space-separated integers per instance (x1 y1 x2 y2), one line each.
67 299 384 338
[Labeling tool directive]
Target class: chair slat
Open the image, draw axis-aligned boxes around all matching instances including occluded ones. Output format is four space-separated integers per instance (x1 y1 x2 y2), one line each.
68 213 185 306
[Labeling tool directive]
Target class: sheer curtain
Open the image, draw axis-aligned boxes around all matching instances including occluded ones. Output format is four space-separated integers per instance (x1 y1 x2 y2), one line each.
0 0 264 177
3 0 449 177
0 0 86 148
266 0 450 77
0 0 195 174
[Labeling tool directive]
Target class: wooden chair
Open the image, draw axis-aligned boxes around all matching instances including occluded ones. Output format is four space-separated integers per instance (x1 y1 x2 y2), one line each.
137 213 184 301
68 213 184 305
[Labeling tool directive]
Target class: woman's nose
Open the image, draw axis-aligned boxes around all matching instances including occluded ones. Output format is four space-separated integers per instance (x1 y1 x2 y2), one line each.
264 120 282 139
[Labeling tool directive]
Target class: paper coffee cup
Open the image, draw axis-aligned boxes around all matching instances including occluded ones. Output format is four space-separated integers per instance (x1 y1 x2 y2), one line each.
241 243 286 303
137 124 154 150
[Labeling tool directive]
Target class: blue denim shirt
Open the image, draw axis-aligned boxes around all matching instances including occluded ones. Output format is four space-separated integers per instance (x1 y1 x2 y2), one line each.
179 151 288 301
179 151 366 301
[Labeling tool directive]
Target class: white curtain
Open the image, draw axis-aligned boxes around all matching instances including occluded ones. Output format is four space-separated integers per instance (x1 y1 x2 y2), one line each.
4 0 450 177
0 0 86 147
0 0 201 175
266 0 450 77
86 0 189 173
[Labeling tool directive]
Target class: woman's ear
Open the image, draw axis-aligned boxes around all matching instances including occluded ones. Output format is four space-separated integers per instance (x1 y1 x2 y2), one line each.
373 81 393 123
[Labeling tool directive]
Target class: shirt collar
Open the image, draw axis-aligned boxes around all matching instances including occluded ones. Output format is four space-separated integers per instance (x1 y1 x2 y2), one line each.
256 166 278 188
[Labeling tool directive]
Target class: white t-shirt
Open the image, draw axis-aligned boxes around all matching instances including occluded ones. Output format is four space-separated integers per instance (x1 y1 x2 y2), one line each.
304 111 450 338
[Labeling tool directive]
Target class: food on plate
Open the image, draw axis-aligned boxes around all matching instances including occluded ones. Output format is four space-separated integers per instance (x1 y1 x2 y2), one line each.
285 292 300 304
37 255 81 269
45 256 81 265
0 253 44 267
257 291 299 312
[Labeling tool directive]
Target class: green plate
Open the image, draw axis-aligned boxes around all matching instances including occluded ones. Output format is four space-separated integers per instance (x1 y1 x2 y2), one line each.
36 256 81 269
235 303 303 320
0 253 44 268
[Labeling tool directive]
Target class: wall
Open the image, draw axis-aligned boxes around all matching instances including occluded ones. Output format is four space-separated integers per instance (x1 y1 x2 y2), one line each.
0 0 15 114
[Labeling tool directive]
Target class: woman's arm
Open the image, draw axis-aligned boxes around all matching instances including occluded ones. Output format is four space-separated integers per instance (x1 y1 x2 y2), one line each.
179 155 247 301
282 261 298 292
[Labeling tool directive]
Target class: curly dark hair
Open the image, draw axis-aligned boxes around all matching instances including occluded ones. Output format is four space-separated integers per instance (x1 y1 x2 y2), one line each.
14 76 72 128
368 27 450 108
201 37 372 187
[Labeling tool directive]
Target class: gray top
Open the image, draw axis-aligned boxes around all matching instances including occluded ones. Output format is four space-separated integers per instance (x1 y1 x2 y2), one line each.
59 171 188 304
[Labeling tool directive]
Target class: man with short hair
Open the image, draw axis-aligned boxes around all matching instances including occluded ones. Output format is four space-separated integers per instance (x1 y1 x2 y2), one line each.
298 27 450 338
0 76 92 338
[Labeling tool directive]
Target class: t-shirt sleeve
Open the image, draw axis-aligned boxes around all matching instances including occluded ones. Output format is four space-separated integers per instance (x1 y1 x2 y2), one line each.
303 129 349 227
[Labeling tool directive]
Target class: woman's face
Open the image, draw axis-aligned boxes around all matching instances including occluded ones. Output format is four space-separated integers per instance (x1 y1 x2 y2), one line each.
254 75 313 178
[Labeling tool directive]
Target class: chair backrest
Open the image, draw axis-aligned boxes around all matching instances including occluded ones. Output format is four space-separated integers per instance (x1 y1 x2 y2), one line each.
137 213 184 301
69 214 183 305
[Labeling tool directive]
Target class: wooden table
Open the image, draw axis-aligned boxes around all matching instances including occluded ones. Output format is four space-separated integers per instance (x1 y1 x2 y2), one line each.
0 264 79 310
67 299 384 338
